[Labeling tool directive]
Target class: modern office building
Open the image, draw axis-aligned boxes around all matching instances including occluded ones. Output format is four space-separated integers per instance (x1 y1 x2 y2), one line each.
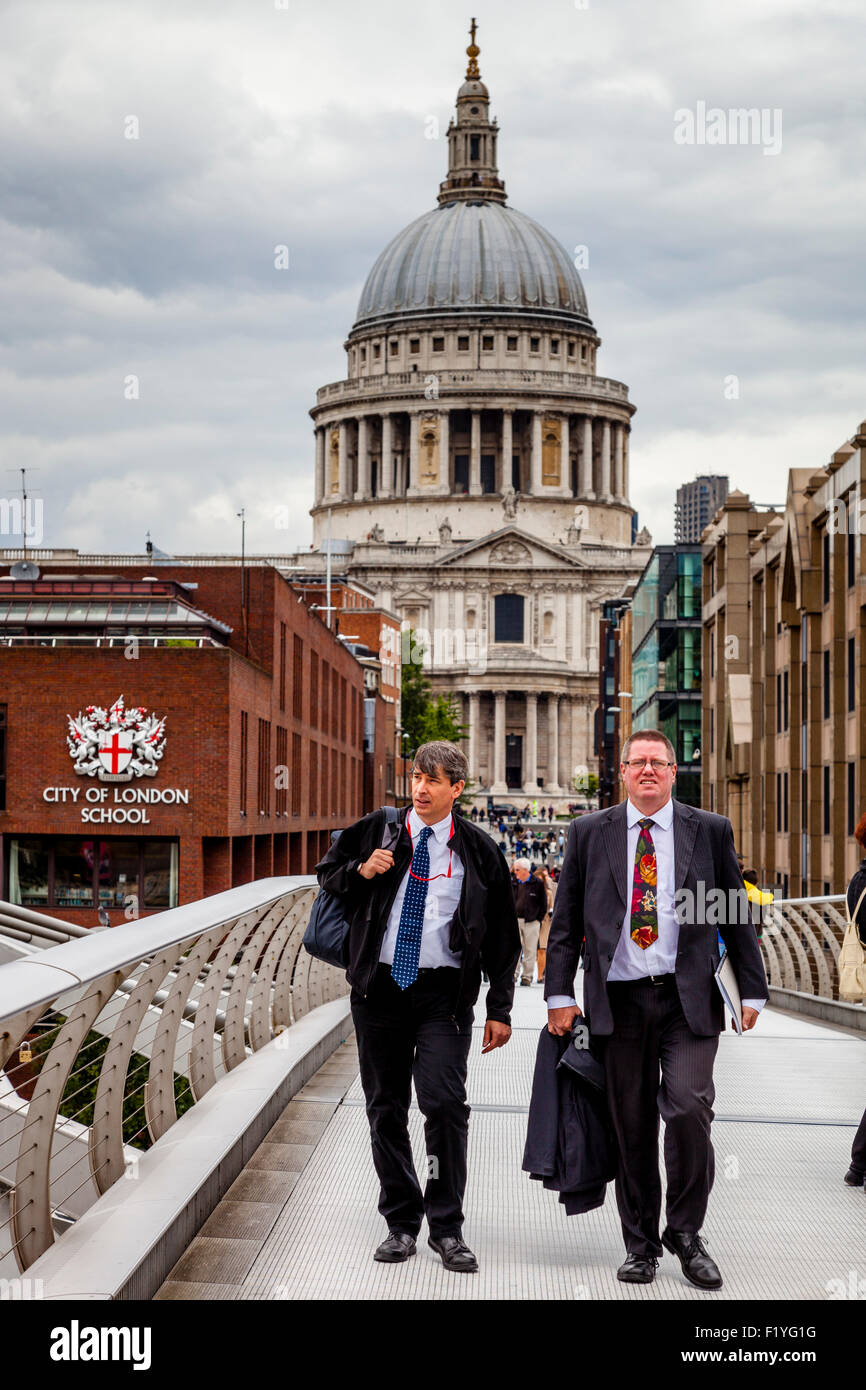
675 475 729 544
596 594 634 807
630 545 703 805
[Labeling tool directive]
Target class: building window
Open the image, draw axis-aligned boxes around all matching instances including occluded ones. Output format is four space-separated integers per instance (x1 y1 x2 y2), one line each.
310 651 319 730
432 336 445 352
0 704 6 812
848 760 855 836
776 771 781 826
823 649 830 719
506 335 518 351
292 733 302 816
823 763 830 835
309 742 318 816
293 634 304 718
783 770 789 833
551 338 560 354
240 710 248 815
848 635 855 712
457 335 470 351
822 531 830 605
470 133 480 160
8 836 178 910
709 706 714 752
494 593 524 643
276 726 288 816
530 336 540 353
257 718 271 815
482 334 494 351
389 339 398 356
776 673 781 729
373 343 381 360
848 527 855 587
321 660 330 730
320 746 329 820
568 340 575 357
409 338 420 353
783 668 789 731
581 343 587 361
279 623 287 710
360 347 366 365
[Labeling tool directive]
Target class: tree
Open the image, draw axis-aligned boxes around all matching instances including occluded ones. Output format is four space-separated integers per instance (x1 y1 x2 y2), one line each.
400 628 467 752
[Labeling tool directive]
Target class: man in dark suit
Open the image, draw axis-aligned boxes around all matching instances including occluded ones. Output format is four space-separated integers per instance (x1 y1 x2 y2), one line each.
546 730 768 1288
317 740 519 1273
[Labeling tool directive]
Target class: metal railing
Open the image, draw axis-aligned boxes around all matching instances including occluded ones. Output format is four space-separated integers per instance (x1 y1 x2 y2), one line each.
0 877 339 1274
759 895 861 1003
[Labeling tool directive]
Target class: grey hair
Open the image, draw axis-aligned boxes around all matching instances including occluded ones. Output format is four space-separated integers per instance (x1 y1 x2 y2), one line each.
514 857 531 871
412 739 468 786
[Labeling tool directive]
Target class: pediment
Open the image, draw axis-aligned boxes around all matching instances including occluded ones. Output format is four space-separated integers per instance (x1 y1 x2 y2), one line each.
435 527 587 571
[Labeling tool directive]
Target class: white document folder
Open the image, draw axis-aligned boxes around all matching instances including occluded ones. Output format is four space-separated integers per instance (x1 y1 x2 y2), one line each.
714 951 743 1035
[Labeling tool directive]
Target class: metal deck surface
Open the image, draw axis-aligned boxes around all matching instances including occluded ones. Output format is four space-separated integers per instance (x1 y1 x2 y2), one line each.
155 981 866 1301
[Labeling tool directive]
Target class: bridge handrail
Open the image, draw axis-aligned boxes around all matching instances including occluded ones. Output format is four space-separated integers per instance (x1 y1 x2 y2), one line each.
0 876 339 1275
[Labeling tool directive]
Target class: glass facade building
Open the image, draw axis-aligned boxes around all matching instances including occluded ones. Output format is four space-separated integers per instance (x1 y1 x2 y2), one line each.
631 546 703 806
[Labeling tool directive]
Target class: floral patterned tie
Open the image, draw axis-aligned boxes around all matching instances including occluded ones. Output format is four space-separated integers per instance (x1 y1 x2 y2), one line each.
630 817 658 949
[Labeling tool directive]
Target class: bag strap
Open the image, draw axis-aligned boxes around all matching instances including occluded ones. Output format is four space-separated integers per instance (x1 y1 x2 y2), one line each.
382 804 403 825
847 884 866 927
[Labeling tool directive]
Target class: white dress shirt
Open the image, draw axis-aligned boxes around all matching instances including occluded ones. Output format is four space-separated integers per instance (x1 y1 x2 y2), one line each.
548 796 766 1012
379 806 464 969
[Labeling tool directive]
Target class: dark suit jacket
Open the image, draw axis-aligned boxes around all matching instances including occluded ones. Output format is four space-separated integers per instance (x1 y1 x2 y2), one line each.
544 799 768 1037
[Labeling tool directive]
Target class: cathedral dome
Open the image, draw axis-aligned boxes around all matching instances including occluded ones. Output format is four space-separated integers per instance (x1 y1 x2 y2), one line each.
353 200 593 333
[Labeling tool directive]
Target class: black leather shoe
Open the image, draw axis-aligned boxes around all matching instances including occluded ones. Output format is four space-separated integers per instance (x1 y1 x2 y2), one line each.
844 1167 866 1187
662 1227 723 1289
373 1231 417 1263
428 1234 479 1272
617 1253 658 1283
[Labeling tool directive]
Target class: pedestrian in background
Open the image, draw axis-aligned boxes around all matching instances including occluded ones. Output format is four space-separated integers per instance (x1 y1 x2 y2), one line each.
512 857 548 986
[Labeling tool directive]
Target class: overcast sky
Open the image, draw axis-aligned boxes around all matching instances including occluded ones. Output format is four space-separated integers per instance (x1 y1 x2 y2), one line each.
1 0 864 558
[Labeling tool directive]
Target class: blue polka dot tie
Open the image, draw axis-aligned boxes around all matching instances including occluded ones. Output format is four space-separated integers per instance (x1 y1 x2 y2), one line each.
391 825 433 990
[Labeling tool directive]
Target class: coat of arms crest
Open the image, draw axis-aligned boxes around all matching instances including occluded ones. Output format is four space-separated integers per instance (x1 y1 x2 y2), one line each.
67 695 167 782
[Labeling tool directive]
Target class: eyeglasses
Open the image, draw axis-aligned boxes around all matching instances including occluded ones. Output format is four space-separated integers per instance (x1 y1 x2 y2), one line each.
623 758 674 771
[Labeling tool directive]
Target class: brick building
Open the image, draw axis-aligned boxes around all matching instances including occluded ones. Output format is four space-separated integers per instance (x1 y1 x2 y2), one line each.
0 557 372 925
702 418 866 894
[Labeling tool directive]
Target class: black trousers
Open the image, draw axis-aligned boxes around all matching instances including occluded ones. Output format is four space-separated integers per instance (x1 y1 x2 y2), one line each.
852 1104 866 1174
601 976 719 1258
351 964 473 1240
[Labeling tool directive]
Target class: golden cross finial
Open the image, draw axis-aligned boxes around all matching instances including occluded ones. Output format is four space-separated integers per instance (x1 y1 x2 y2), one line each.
466 16 480 78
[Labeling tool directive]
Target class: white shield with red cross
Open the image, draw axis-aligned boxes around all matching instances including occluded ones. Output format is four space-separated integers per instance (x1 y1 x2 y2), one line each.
98 729 134 777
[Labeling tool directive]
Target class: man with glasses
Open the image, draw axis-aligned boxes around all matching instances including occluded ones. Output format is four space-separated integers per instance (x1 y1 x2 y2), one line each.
545 730 767 1289
316 740 519 1273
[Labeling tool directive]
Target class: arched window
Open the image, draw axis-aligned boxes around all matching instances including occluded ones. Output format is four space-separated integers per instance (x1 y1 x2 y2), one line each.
494 594 524 643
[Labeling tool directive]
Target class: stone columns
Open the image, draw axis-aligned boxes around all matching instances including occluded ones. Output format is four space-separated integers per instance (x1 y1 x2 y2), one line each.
580 416 595 499
530 411 543 492
379 413 394 498
500 409 513 492
314 427 325 505
524 692 540 792
469 409 482 495
492 691 507 793
338 420 350 500
439 409 449 491
557 695 571 791
355 417 369 499
546 694 561 793
560 415 571 496
623 426 630 502
600 419 612 500
467 691 480 783
408 412 420 492
614 423 624 503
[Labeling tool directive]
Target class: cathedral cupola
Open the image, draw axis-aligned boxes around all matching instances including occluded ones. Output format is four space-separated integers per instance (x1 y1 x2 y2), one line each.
437 19 507 206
